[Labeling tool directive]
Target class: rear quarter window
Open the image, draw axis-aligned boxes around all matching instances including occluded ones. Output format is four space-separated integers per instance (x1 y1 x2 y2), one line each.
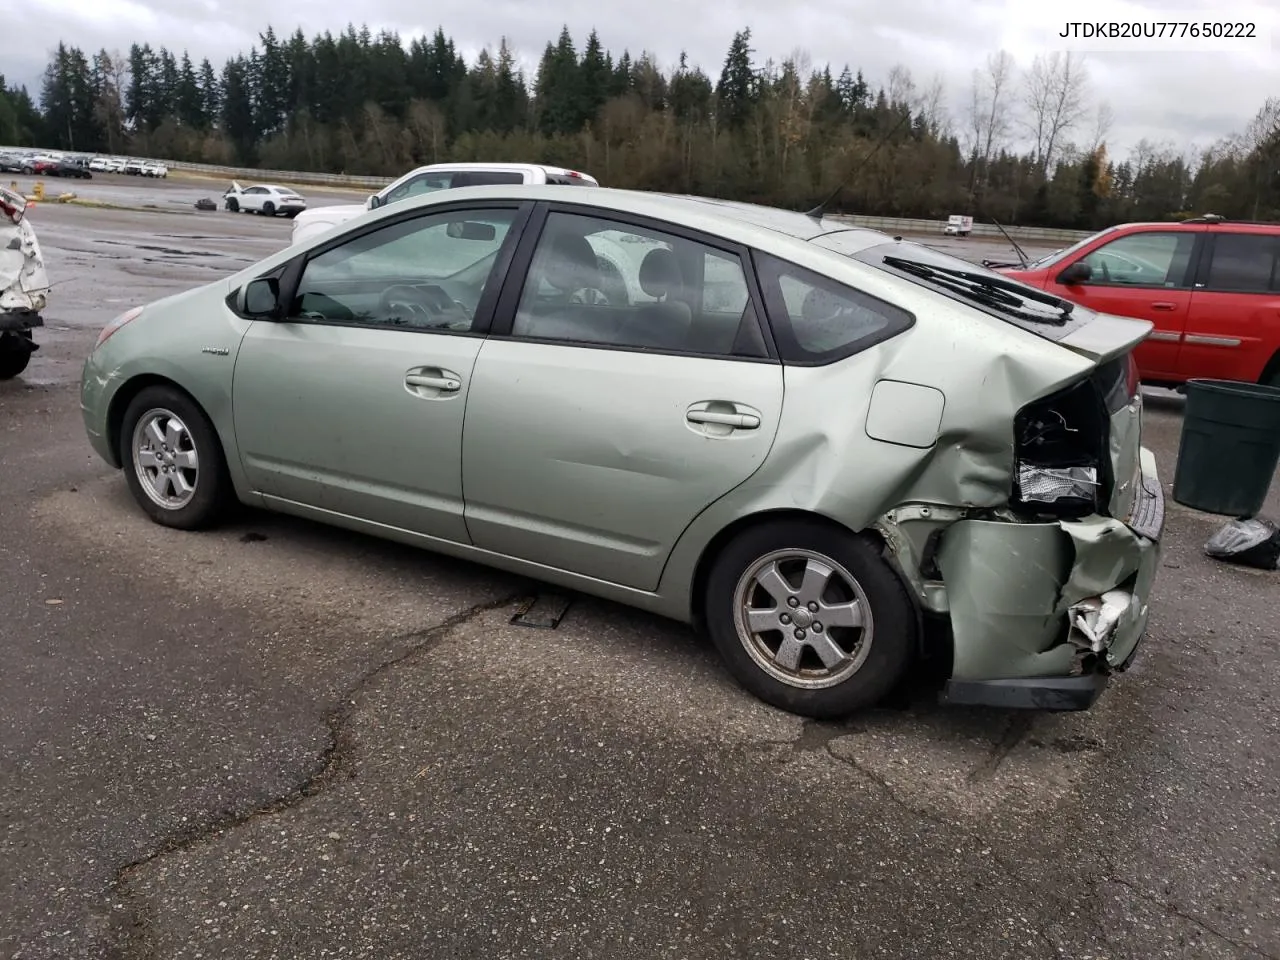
753 252 914 364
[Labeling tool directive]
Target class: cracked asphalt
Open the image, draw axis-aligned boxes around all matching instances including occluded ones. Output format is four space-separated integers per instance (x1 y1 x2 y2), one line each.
2 183 1279 959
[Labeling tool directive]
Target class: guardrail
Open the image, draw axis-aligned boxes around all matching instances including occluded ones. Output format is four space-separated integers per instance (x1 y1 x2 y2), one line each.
825 214 1091 244
2 144 1094 243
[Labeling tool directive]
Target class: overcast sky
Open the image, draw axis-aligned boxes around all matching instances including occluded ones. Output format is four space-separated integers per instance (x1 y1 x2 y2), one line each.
7 0 1278 160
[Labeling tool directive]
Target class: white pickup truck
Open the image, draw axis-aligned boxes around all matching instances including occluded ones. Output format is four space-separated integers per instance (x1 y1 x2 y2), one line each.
290 162 600 246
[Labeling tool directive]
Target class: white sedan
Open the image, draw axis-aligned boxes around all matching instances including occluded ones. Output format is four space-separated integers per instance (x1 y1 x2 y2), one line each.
223 182 307 218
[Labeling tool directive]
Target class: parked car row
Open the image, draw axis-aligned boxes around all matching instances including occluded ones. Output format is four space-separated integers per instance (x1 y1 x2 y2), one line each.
87 156 168 177
0 152 92 178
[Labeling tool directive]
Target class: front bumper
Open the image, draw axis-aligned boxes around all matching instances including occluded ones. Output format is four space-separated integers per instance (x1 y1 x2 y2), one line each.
936 447 1165 710
0 310 42 333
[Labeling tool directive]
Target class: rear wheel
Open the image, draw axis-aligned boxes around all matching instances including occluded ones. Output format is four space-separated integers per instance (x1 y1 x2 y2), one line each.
704 519 916 719
262 201 275 216
0 331 33 380
119 386 232 530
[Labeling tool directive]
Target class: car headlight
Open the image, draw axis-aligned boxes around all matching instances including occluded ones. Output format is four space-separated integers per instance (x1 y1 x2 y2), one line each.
95 306 144 349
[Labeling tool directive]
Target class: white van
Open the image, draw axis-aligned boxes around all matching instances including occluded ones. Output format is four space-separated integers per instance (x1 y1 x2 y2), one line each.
290 162 599 246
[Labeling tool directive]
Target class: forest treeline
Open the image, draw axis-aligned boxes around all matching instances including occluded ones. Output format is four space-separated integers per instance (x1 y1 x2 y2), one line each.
2 25 1278 228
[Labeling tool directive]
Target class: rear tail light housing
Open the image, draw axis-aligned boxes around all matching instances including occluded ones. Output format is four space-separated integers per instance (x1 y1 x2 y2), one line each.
1011 378 1109 517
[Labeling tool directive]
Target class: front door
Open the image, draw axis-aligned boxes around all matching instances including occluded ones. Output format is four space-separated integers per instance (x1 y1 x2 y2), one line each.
1044 228 1203 382
232 203 525 542
461 207 784 590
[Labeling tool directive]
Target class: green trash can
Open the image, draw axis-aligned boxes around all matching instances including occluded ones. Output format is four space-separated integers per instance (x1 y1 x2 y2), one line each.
1172 379 1280 516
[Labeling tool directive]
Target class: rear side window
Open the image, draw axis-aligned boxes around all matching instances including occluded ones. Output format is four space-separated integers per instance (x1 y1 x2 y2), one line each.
457 172 526 187
545 174 595 186
753 252 914 364
1206 233 1280 292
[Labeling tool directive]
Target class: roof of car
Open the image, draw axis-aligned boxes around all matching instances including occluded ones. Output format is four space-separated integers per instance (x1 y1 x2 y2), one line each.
396 183 889 252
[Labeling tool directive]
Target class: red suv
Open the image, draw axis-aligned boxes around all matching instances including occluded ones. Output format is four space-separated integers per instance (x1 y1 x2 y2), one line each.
997 215 1280 389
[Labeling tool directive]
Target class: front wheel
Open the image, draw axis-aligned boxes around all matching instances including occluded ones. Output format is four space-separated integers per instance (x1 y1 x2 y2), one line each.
119 386 232 530
0 331 33 379
226 197 239 213
704 519 916 719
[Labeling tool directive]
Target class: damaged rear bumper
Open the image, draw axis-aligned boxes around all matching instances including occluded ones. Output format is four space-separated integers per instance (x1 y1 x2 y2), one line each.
933 447 1164 710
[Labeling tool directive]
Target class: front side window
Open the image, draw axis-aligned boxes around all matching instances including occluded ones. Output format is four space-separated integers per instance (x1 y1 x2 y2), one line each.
509 211 765 356
1078 231 1196 288
287 208 517 331
754 253 913 363
1205 233 1280 292
383 173 459 207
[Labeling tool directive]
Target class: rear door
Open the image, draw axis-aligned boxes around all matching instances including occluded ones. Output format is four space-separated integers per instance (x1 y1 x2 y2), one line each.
460 203 783 590
1182 230 1280 383
1042 227 1204 382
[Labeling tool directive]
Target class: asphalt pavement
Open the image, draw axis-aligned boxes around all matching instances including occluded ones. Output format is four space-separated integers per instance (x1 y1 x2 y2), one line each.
2 178 1278 959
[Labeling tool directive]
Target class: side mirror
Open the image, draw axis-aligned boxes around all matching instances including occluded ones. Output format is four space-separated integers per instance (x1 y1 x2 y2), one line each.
1058 261 1093 285
367 194 381 210
446 220 497 241
244 277 282 318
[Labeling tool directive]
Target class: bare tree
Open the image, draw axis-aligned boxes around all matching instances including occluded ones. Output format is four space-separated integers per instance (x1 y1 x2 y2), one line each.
966 50 1015 199
1087 101 1114 153
917 74 948 138
887 64 916 111
1022 51 1090 173
1241 97 1280 217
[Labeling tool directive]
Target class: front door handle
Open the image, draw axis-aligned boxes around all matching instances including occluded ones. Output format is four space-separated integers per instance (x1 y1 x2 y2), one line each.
1151 301 1177 311
406 373 460 391
687 409 760 429
404 367 462 399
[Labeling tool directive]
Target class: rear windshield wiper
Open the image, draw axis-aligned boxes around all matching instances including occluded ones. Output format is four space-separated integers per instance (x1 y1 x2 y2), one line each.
881 255 1074 326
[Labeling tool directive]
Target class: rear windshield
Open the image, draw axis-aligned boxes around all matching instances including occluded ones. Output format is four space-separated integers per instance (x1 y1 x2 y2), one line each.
546 174 596 186
820 236 1096 342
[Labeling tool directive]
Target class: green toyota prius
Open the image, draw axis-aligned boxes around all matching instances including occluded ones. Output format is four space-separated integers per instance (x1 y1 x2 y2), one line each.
80 185 1165 719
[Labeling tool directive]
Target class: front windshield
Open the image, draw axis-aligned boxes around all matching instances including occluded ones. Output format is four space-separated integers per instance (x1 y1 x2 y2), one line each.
1025 226 1119 269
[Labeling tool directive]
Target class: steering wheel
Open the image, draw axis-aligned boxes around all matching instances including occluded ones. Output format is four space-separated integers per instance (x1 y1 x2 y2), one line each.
378 284 473 328
569 287 611 305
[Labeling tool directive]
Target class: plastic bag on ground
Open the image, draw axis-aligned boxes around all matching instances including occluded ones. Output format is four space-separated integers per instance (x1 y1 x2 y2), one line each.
1204 517 1280 571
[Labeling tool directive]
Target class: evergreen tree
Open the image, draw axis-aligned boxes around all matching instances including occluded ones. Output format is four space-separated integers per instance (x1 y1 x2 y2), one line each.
176 53 205 128
716 29 756 129
578 29 609 126
535 26 580 136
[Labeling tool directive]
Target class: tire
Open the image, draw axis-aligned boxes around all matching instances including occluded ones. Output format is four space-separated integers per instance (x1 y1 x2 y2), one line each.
0 331 33 379
226 197 239 213
704 519 916 719
118 385 232 530
262 201 275 216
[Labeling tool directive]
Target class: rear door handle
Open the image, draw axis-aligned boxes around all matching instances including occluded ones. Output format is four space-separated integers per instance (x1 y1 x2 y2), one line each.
1151 301 1177 311
686 409 761 430
406 373 460 391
